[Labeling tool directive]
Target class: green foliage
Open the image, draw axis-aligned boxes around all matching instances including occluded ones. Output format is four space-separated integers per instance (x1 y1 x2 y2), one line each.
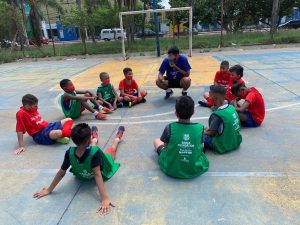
0 1 16 40
193 0 299 31
2 29 300 64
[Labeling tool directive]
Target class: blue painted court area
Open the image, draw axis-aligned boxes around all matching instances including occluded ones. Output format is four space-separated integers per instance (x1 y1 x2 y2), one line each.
0 49 300 225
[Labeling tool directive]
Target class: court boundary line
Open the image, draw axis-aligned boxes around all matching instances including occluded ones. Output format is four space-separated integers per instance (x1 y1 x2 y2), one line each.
1 169 300 177
87 102 300 125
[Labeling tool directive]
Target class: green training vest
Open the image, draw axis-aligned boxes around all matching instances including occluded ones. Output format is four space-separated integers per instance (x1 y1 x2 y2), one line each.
158 122 209 179
97 84 115 101
69 146 120 181
209 104 242 154
60 92 81 119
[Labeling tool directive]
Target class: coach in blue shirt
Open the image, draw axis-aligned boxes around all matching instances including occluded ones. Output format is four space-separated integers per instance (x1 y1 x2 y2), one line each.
156 46 191 99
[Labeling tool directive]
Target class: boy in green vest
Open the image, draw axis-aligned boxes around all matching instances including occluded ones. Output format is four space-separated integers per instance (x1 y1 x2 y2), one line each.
203 85 242 154
33 123 125 215
153 96 209 179
97 72 124 110
60 79 108 120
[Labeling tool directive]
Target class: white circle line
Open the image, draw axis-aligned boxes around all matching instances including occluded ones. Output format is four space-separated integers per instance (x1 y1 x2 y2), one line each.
88 102 300 125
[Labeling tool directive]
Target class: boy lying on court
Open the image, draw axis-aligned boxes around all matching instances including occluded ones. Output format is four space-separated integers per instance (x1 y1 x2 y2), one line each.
119 67 147 107
153 96 209 179
15 94 73 155
203 85 242 154
97 72 124 110
231 82 265 127
199 60 231 108
60 79 108 120
33 123 125 215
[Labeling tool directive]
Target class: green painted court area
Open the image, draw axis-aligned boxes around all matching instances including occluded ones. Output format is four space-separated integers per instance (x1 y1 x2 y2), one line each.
0 48 300 225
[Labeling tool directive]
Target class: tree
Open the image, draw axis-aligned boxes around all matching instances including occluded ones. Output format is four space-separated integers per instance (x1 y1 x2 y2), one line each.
168 0 190 37
194 0 299 32
0 1 16 40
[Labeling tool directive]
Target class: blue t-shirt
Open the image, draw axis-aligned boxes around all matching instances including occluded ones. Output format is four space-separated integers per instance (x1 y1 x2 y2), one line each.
159 55 191 80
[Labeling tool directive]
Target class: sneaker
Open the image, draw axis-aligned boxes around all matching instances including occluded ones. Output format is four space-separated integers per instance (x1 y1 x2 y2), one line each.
116 126 125 140
198 100 208 107
117 102 124 108
56 137 70 144
182 91 188 96
91 126 98 140
95 113 107 120
140 98 146 103
165 89 173 100
100 107 112 114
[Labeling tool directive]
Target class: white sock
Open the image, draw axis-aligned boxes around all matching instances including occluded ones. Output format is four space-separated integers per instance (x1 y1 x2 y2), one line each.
166 88 172 93
182 90 187 93
93 111 98 116
98 105 103 110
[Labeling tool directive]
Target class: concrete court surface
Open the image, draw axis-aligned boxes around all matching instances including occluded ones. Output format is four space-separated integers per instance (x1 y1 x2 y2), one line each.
0 48 300 225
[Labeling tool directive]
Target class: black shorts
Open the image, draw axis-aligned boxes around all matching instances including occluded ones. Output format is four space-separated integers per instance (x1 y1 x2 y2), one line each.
164 76 181 88
156 145 165 155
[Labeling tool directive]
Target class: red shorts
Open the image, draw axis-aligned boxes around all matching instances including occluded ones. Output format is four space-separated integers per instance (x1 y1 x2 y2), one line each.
104 147 115 158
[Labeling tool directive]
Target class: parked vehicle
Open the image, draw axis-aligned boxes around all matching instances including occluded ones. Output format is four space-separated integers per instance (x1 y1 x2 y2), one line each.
135 29 164 38
0 39 19 48
279 20 300 29
100 28 126 41
183 28 198 35
29 37 49 45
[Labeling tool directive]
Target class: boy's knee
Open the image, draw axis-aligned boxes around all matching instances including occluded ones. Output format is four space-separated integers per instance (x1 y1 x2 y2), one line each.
204 92 209 98
181 77 191 88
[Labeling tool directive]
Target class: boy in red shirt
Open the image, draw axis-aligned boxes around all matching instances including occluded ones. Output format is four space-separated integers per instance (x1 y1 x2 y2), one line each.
15 94 73 155
231 82 265 127
199 60 231 108
226 65 245 102
119 67 147 107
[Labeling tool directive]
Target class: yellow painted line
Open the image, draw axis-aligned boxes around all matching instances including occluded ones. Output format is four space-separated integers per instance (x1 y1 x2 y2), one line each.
52 56 220 91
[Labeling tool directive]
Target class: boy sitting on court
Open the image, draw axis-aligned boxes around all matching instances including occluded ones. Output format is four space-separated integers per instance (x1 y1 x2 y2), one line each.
203 85 242 154
15 94 73 155
119 67 147 107
231 82 265 127
226 65 245 102
199 60 231 108
153 96 209 179
97 72 124 110
33 123 125 215
60 79 107 120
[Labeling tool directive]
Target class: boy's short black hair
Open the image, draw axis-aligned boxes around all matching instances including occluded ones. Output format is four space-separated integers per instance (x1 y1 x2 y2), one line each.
231 81 245 96
175 96 194 120
123 67 132 75
229 65 244 77
220 60 229 67
22 94 38 106
99 72 108 79
71 123 91 146
210 85 226 96
168 46 180 55
60 79 71 88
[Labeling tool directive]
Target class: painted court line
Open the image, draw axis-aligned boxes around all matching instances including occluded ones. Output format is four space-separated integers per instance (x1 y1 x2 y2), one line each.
89 101 300 125
1 169 300 177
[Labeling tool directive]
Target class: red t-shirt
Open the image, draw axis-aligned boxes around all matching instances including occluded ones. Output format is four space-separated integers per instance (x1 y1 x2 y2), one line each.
119 79 139 95
214 70 231 88
16 107 49 136
226 78 245 101
245 87 265 125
